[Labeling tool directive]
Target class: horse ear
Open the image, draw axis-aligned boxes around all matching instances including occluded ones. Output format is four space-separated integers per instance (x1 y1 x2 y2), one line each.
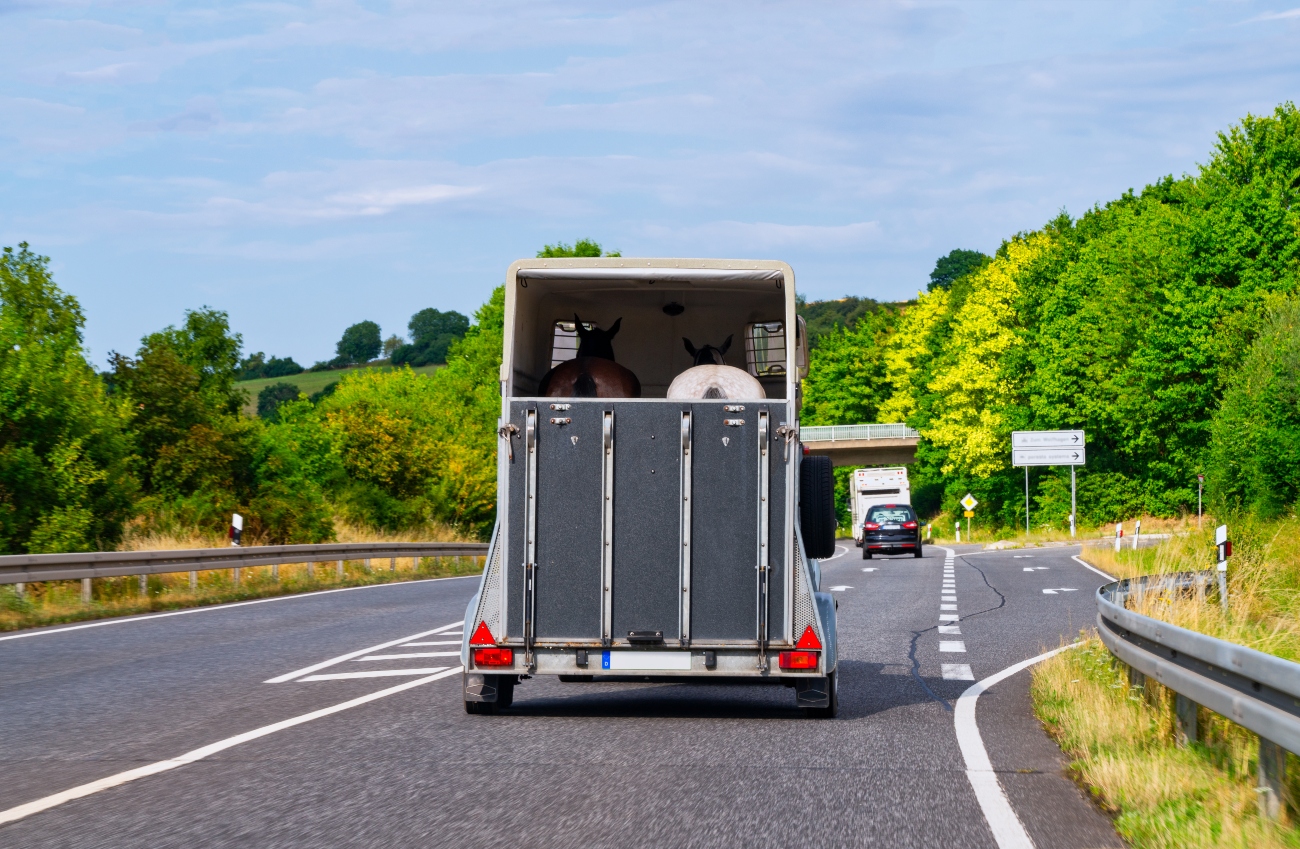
573 314 585 337
607 317 621 338
683 338 697 357
720 335 733 355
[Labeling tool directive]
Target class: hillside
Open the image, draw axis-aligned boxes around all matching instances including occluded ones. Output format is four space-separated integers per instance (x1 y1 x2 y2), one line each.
235 363 442 416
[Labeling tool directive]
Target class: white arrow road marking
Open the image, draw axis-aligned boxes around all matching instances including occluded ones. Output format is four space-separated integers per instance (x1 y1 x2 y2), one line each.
942 663 975 681
956 644 1080 849
1022 566 1049 572
1041 588 1078 594
0 666 463 828
1012 555 1034 559
828 585 853 592
862 567 877 572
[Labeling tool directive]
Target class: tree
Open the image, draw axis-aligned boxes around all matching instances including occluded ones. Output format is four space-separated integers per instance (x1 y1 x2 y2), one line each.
928 249 991 292
382 335 403 358
391 308 470 366
0 244 135 552
336 321 381 364
536 239 621 258
142 307 245 415
257 382 301 420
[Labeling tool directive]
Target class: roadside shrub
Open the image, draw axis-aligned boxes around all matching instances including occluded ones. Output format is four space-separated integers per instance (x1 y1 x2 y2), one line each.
257 382 300 420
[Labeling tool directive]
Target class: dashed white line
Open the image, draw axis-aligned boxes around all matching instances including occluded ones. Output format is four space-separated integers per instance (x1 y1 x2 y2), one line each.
940 613 959 622
302 667 452 681
940 641 967 653
940 604 957 611
942 663 975 681
0 666 463 827
939 625 962 635
862 567 878 572
942 595 957 602
352 652 461 661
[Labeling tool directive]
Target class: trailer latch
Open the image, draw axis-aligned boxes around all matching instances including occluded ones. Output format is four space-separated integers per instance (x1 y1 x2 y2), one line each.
549 417 571 425
723 418 745 427
627 630 664 644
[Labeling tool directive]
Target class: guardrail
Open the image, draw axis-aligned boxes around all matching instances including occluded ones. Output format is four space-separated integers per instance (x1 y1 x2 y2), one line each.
799 423 921 442
1097 572 1300 819
0 542 489 602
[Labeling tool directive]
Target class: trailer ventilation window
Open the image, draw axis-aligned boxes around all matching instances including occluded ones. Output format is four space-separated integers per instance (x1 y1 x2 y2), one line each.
550 320 596 369
744 321 787 377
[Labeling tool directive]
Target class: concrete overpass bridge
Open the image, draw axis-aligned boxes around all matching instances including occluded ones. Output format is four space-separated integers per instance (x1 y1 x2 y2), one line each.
800 424 920 466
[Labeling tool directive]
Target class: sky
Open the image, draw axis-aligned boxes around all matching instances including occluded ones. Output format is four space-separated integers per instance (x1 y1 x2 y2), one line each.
3 1 1300 366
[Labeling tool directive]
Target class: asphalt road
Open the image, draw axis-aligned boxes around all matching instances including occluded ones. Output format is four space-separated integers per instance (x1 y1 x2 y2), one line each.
1 544 1124 848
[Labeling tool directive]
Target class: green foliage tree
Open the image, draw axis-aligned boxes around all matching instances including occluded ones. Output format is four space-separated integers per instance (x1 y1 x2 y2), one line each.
0 244 136 553
239 352 303 380
336 320 382 365
928 248 991 292
257 382 301 420
391 308 469 366
536 239 621 258
796 296 892 348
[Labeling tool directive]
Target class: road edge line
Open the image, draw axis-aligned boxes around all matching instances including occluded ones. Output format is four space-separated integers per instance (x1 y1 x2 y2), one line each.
1070 554 1116 582
955 643 1082 849
0 666 463 829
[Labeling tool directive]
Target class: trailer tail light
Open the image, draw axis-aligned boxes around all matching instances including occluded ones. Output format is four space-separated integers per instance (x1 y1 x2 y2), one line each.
469 620 496 646
473 648 514 667
779 651 819 670
795 625 822 650
903 521 918 529
863 522 880 531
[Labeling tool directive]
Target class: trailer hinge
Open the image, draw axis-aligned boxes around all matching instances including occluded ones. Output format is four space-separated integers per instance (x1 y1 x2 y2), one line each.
498 423 519 462
775 423 797 462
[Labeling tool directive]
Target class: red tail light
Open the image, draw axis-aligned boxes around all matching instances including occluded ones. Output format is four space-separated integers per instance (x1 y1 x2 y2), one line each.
779 650 819 670
903 521 918 529
863 522 880 531
796 625 822 650
473 647 514 667
469 620 496 646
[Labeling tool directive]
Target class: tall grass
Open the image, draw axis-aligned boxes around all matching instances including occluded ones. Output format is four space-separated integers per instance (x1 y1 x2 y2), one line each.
0 518 479 632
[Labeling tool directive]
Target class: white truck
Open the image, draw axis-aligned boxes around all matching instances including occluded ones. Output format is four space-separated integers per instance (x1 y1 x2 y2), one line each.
849 467 911 546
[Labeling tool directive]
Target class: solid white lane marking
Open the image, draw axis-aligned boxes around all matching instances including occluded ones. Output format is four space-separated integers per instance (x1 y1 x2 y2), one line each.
940 604 957 611
828 585 853 592
1041 588 1077 595
940 614 959 621
352 652 461 661
0 577 478 643
264 621 463 683
0 666 463 827
956 643 1081 849
940 641 967 653
400 640 462 647
302 667 451 681
943 663 975 681
939 625 962 635
1071 554 1116 582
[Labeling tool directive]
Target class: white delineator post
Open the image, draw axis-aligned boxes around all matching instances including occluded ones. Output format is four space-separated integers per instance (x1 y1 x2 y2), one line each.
1114 523 1122 553
230 513 243 586
1133 519 1141 551
1216 524 1230 612
955 520 961 544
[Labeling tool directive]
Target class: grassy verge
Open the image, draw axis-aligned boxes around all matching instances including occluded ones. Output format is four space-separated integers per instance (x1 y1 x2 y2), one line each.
1034 638 1300 847
0 521 480 633
1030 515 1300 846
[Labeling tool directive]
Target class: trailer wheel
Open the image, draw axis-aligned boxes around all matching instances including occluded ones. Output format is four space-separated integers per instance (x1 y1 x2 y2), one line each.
800 454 837 559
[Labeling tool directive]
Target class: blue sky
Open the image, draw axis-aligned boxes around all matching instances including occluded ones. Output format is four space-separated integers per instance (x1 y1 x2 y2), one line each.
4 1 1300 366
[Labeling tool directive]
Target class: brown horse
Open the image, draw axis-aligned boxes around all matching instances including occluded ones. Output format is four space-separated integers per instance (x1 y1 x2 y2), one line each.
538 315 641 398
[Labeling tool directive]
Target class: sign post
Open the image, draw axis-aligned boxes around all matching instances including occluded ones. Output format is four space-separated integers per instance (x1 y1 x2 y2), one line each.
960 493 978 542
1216 524 1230 612
1012 430 1086 538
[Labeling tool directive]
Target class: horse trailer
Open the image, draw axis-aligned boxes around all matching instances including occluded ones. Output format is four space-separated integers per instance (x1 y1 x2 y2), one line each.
461 258 840 716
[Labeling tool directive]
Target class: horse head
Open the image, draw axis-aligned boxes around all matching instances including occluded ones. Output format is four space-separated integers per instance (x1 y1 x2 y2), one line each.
575 314 621 360
683 335 733 366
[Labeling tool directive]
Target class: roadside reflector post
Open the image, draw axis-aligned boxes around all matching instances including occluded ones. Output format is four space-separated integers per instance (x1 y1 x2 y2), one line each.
1174 694 1199 747
1216 524 1230 612
81 577 91 604
1258 738 1288 820
229 513 243 547
1115 523 1122 553
1134 519 1141 551
955 520 960 543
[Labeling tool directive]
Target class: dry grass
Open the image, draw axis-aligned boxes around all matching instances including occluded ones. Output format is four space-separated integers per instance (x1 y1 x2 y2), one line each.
0 518 481 632
1033 637 1300 848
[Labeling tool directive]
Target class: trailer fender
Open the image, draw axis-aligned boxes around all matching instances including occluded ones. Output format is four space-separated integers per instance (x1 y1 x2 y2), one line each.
813 591 838 672
460 593 479 668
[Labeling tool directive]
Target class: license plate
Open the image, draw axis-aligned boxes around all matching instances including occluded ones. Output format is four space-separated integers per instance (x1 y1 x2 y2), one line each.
882 524 900 530
602 651 692 671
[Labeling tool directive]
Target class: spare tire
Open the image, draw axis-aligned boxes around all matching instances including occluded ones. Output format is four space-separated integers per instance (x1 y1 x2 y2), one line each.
800 453 837 559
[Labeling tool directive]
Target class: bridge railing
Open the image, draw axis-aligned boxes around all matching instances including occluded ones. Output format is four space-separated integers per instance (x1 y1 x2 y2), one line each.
799 423 920 442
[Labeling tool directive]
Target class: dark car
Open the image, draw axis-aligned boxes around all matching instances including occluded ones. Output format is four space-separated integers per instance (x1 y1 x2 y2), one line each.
862 504 922 559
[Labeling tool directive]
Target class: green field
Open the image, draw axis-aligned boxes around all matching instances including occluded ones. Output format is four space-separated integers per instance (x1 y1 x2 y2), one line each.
236 363 442 415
